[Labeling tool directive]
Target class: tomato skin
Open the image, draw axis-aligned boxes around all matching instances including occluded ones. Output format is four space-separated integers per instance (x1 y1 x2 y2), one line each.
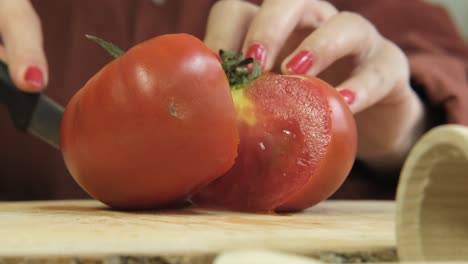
60 34 239 210
192 74 357 212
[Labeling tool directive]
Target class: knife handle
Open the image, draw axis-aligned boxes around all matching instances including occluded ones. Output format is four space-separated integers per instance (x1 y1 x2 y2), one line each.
0 61 40 131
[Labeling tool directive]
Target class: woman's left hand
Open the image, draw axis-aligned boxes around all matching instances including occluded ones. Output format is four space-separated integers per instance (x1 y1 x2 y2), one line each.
204 0 429 171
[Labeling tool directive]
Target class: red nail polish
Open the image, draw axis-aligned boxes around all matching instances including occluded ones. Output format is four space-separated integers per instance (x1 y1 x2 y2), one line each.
286 51 314 74
339 89 356 104
245 43 266 69
24 66 44 89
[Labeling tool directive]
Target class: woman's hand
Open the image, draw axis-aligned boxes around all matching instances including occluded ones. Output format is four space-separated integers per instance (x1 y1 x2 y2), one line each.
204 0 429 171
0 0 47 92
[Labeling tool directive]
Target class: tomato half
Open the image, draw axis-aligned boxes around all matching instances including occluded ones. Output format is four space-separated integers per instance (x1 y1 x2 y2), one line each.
192 74 357 212
60 34 239 210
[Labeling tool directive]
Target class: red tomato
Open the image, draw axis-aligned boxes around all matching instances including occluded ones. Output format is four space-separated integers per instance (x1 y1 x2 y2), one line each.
60 34 239 210
192 74 357 212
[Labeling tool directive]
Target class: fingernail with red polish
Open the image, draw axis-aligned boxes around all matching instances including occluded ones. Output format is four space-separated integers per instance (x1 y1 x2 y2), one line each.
339 89 356 105
24 66 45 90
246 43 266 69
286 51 314 74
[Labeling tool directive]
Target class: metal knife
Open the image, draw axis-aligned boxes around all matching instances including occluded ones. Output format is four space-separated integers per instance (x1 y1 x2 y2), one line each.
0 61 64 149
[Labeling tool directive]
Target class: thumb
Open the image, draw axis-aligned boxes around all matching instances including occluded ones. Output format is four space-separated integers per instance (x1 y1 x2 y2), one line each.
0 0 48 92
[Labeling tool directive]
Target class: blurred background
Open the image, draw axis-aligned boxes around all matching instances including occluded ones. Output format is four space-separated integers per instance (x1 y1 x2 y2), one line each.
426 0 468 39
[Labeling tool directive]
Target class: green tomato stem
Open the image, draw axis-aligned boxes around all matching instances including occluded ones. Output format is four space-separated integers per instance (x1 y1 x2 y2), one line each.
219 49 261 89
84 34 260 88
85 34 125 59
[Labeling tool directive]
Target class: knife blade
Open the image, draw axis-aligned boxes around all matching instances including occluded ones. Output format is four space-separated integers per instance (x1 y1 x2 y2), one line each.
0 61 64 149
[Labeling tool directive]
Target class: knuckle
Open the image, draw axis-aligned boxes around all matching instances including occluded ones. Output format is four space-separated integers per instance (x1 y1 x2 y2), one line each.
338 11 377 35
211 0 256 15
381 40 410 78
210 0 239 16
249 30 280 47
300 0 337 26
264 0 293 5
320 1 339 15
210 0 234 14
337 11 365 23
316 38 341 56
314 2 338 25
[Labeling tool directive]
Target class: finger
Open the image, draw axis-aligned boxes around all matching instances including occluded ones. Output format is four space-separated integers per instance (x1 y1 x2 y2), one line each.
336 41 409 113
281 11 380 77
296 0 338 29
204 0 258 54
243 0 337 70
0 0 48 92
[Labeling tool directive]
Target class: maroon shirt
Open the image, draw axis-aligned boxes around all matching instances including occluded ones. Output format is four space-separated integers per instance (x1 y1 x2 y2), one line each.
1 0 467 200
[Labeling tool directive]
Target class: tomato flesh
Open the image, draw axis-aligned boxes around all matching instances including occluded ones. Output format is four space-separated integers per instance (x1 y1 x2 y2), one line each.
192 74 355 212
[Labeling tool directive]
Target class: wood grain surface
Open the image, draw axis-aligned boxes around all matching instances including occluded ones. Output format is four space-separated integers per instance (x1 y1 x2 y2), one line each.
0 200 395 259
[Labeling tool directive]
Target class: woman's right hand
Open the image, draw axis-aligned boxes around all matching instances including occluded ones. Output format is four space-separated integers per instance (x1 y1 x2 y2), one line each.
204 0 428 172
0 0 47 92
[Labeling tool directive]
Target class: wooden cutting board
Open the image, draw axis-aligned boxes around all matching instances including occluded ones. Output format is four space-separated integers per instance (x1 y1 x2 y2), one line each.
0 200 395 258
